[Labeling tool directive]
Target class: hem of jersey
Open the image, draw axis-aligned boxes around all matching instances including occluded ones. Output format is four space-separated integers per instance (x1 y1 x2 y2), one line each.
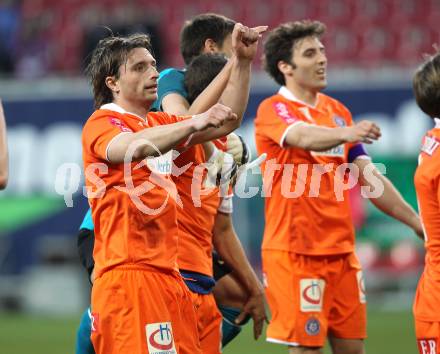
266 337 300 346
261 247 354 255
279 121 305 147
414 315 440 323
104 132 131 162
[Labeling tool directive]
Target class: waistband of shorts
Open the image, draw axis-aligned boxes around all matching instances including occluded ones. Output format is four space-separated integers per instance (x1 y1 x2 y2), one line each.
101 263 180 277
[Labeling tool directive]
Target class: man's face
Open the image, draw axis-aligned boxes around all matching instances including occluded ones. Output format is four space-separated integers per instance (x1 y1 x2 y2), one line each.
290 36 327 91
115 47 159 105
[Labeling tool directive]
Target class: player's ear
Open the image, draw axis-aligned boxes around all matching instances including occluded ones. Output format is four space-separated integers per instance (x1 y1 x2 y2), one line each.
278 60 294 75
204 38 218 53
105 76 119 94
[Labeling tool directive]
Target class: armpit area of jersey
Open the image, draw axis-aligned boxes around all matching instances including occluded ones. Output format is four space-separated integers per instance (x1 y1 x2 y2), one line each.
77 228 95 277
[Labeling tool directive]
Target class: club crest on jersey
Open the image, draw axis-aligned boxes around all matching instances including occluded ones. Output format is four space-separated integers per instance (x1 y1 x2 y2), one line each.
356 271 367 304
146 322 177 354
333 115 346 127
421 135 440 156
300 279 325 312
418 338 437 354
273 102 299 124
305 317 320 336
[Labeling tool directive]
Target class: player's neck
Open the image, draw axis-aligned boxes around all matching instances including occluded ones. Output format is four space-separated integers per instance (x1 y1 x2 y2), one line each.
113 98 150 119
285 82 319 107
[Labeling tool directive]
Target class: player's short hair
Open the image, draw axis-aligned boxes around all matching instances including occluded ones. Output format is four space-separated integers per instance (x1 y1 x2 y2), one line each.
413 52 440 118
184 53 228 104
263 20 326 86
180 13 235 66
86 33 152 109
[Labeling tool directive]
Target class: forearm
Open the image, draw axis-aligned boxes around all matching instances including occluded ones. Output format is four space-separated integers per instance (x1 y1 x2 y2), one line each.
187 60 233 115
0 103 8 189
365 174 420 229
213 216 263 295
108 119 196 163
287 123 347 151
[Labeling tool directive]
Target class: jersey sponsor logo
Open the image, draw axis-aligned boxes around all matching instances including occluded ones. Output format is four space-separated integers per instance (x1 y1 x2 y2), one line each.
311 145 345 158
333 115 347 127
273 102 299 124
417 338 437 354
108 117 133 132
146 322 177 354
300 279 325 312
90 312 99 333
305 317 320 336
146 151 173 175
421 135 440 156
356 271 367 304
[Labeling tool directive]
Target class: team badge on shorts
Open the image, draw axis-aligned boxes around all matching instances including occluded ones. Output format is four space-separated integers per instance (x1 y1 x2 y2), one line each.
417 338 437 354
145 322 177 354
356 271 367 304
305 317 320 336
300 279 325 312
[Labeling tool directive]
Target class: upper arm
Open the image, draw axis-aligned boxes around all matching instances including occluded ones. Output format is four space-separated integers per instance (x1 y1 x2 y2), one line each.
83 116 133 163
162 93 190 115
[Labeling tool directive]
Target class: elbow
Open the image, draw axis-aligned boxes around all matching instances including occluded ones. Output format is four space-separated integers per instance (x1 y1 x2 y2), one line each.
0 174 8 190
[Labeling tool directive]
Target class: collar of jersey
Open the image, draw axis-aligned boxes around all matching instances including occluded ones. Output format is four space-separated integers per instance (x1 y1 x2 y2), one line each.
100 103 146 122
278 86 320 109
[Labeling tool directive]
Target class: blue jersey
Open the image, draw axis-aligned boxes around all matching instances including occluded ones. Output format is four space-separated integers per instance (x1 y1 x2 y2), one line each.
151 68 187 111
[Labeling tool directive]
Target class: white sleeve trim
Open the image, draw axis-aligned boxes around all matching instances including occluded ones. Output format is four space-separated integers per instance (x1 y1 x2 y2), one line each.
105 132 132 162
354 155 372 161
279 121 305 147
218 194 233 214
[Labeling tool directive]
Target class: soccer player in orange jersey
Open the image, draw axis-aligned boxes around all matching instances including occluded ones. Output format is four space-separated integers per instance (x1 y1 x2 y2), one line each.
412 53 440 354
0 99 8 189
254 21 423 354
82 33 244 354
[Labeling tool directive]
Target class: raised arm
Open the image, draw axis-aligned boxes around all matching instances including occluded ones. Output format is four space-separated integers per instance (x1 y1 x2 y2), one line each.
284 120 381 151
0 100 8 189
107 103 237 163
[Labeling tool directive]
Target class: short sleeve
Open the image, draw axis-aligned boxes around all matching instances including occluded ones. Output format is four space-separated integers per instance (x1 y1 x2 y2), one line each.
348 143 370 162
151 68 187 111
255 99 304 147
82 115 133 161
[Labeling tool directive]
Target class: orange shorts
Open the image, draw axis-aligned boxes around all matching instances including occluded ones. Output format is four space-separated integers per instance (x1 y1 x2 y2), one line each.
415 320 440 354
262 250 367 347
190 292 222 354
90 265 201 354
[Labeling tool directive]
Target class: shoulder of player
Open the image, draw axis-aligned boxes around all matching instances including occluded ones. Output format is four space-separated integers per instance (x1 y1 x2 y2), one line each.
256 94 291 116
319 93 351 114
158 67 185 82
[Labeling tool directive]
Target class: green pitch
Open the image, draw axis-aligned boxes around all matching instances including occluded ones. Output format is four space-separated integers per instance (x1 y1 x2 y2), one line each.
0 310 416 354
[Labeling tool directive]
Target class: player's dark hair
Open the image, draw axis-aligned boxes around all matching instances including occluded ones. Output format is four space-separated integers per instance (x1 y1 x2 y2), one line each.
180 13 235 66
184 53 228 104
263 20 326 86
413 53 440 118
86 33 152 109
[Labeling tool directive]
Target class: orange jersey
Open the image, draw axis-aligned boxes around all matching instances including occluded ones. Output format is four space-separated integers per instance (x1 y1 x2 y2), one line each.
255 87 358 255
414 121 440 321
173 144 221 276
82 103 189 278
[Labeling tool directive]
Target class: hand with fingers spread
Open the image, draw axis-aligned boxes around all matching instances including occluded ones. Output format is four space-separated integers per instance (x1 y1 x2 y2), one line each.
191 103 238 132
343 120 381 144
232 23 268 61
234 286 268 340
